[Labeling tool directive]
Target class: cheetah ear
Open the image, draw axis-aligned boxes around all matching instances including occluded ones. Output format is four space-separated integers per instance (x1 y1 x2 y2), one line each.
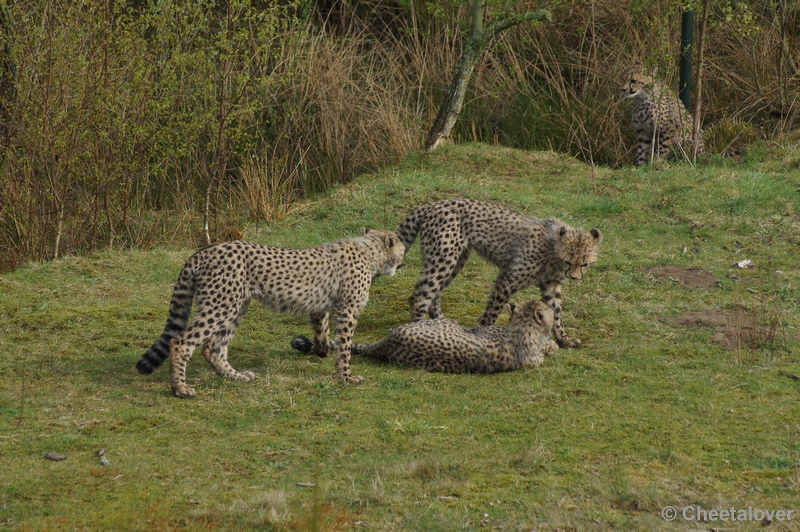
360 227 369 236
505 303 515 315
384 235 396 249
535 307 548 325
590 228 602 242
558 226 568 238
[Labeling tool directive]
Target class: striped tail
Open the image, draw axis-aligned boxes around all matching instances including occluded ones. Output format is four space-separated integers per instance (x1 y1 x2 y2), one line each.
351 341 386 360
395 207 425 251
136 266 195 375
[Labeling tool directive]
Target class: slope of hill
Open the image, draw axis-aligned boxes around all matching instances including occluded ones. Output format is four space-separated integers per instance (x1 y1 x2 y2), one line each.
1 143 798 530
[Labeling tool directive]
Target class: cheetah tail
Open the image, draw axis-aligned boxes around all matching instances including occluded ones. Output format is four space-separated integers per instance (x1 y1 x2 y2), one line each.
136 266 195 375
395 213 422 251
350 343 369 357
350 341 386 360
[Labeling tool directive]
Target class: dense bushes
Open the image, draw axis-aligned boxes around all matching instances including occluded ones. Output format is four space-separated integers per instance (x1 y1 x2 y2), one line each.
0 0 796 270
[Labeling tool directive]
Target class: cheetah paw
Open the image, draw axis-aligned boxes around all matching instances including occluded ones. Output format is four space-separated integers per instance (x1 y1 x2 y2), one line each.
344 375 364 385
559 337 582 349
238 371 257 382
290 336 329 358
543 340 559 356
173 385 196 398
291 336 313 354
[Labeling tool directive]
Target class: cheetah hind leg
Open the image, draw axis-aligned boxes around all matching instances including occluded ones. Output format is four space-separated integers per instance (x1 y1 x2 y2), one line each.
202 333 256 383
169 338 196 398
201 300 256 384
424 248 470 320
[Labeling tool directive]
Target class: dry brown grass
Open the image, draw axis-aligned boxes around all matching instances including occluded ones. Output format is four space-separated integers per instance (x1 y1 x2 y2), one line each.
1 2 797 269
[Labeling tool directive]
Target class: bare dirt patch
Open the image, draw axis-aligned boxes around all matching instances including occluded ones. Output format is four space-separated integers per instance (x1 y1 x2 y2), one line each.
647 265 718 290
677 308 783 351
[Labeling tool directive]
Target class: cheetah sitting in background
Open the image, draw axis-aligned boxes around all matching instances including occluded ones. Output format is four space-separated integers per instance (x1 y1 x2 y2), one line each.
352 300 558 373
621 61 703 166
397 198 601 348
136 228 406 397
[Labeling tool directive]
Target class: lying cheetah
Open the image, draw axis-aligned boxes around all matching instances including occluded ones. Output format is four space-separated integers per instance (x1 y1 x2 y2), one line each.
620 61 702 166
136 228 405 397
352 300 558 373
397 198 601 348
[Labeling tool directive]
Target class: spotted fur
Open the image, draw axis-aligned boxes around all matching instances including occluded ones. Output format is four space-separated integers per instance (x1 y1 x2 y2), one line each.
396 198 601 348
136 228 405 397
621 61 703 166
352 300 557 373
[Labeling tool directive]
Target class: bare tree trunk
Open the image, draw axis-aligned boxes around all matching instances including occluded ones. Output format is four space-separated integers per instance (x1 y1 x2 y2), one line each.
692 0 710 164
425 1 550 151
425 43 481 151
54 200 64 260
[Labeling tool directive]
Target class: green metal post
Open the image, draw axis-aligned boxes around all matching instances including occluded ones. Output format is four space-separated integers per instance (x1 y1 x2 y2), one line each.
679 9 694 111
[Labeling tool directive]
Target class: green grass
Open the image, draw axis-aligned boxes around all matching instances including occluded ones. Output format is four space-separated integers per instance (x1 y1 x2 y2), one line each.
1 143 799 531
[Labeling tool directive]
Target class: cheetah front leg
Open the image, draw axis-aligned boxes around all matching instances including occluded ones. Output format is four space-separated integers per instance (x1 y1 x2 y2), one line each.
543 340 559 357
333 306 364 384
636 132 653 167
541 281 581 348
309 311 331 357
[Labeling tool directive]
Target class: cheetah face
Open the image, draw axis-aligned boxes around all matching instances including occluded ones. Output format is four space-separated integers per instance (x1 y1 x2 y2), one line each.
621 63 652 99
508 300 554 332
557 227 602 280
382 233 406 277
361 228 406 277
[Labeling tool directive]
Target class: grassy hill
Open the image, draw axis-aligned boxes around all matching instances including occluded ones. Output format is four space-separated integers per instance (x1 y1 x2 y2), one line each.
1 143 799 530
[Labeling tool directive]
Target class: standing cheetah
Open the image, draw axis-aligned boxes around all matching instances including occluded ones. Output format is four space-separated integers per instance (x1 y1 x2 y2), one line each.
397 198 601 348
352 300 558 373
621 61 702 166
136 228 405 397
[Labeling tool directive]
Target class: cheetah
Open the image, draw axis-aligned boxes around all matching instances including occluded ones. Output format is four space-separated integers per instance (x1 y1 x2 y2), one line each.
351 300 558 373
621 61 703 166
397 198 601 348
135 228 405 397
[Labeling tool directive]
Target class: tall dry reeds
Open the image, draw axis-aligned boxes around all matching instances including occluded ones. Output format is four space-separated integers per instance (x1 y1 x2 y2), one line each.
0 1 795 270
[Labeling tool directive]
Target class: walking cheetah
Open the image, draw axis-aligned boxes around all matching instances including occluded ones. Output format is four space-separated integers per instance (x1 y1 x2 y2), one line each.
620 61 702 166
397 198 601 348
136 228 406 397
352 300 557 373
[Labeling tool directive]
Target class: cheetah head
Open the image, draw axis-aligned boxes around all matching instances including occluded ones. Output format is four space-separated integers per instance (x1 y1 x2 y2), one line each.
621 62 653 99
508 300 554 332
556 226 602 280
360 227 405 277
